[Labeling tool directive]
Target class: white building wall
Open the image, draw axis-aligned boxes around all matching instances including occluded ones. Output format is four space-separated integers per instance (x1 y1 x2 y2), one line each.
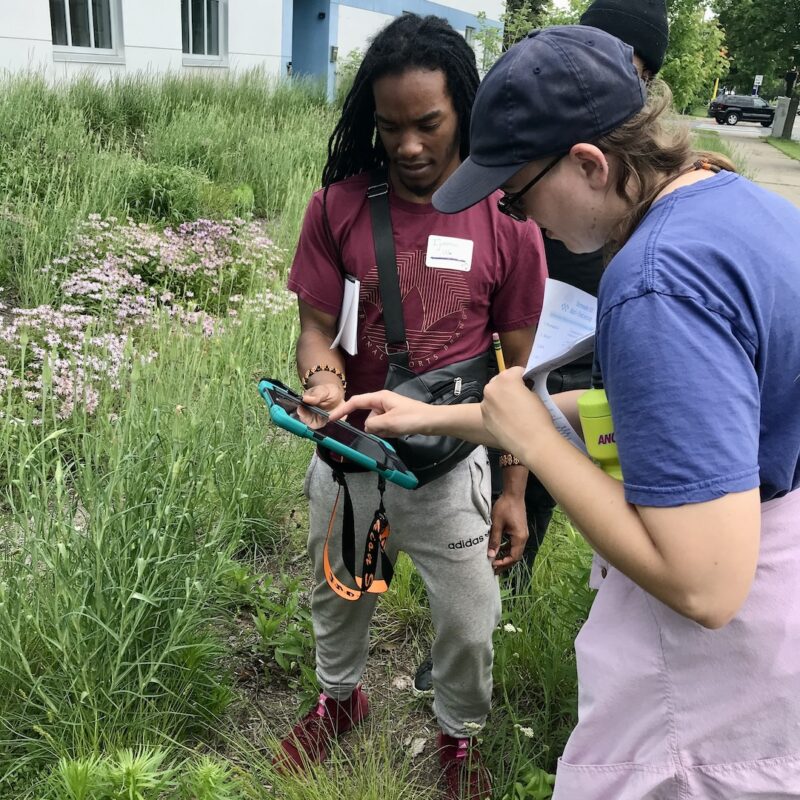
0 0 286 80
1 0 499 87
336 5 392 60
0 0 56 73
121 0 183 72
229 0 284 75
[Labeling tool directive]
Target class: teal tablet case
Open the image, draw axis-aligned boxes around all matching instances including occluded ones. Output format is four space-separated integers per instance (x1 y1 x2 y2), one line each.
258 380 418 490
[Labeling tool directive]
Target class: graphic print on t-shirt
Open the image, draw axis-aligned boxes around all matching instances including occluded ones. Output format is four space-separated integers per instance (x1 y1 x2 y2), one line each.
359 250 470 369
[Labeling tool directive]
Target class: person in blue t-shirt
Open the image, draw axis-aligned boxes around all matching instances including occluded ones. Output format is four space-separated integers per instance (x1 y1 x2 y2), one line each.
413 0 671 701
334 26 800 799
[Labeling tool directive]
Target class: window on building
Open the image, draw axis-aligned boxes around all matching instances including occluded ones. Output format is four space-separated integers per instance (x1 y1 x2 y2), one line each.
49 0 116 50
465 26 475 47
182 0 227 58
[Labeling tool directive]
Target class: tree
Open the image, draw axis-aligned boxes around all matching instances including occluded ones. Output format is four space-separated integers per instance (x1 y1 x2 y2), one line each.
543 0 590 25
473 1 550 73
483 0 730 112
473 12 503 74
541 0 727 111
713 0 800 97
661 0 729 112
503 0 550 47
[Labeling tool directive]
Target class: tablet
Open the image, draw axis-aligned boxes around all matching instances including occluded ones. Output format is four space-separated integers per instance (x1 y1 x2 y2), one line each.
258 379 418 490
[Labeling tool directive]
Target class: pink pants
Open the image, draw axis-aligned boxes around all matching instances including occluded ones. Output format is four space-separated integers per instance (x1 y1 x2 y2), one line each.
555 490 800 799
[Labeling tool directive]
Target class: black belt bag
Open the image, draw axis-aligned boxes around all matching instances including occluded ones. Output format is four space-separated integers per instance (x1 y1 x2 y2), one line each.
368 176 490 488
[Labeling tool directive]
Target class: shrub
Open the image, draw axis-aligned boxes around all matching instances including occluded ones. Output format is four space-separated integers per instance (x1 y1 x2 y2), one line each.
125 161 212 223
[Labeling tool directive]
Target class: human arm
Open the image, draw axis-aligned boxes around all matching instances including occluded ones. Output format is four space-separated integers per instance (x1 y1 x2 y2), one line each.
295 300 346 421
485 217 547 568
551 390 585 434
330 392 499 445
483 372 759 627
288 190 349 420
480 284 765 628
488 326 535 570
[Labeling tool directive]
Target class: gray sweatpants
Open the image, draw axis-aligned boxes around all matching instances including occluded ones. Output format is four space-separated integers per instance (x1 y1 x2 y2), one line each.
304 447 501 738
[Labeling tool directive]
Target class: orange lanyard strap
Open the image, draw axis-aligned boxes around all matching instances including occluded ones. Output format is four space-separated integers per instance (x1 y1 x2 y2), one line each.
323 472 394 601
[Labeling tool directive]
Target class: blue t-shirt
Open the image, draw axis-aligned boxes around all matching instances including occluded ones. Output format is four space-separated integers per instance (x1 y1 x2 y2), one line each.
596 171 800 507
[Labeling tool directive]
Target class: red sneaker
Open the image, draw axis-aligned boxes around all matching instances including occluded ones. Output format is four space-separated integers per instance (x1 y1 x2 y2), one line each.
273 686 369 774
438 731 493 800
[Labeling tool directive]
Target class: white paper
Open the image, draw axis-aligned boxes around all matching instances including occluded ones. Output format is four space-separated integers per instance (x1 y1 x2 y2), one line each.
331 275 360 356
425 235 473 271
524 279 598 452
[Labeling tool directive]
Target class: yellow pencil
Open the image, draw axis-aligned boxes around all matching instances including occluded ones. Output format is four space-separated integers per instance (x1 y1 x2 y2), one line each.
492 332 506 372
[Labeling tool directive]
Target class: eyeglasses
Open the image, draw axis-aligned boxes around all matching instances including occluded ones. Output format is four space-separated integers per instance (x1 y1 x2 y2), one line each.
497 155 565 222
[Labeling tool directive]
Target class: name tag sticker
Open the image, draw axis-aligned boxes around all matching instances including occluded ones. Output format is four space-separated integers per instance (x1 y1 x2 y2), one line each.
426 235 474 272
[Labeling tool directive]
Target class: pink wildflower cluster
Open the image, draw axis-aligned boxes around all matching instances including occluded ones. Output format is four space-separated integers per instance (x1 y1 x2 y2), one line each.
0 304 132 420
53 215 284 313
0 214 289 421
242 289 296 319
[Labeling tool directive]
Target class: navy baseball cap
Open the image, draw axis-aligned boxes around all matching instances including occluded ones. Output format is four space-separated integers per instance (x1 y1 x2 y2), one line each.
433 25 646 214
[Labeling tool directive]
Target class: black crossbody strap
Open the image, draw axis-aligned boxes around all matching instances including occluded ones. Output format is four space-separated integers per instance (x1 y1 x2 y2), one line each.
367 176 410 370
326 470 394 601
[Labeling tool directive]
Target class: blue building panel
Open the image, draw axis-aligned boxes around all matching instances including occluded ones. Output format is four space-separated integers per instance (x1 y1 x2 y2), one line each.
292 0 332 78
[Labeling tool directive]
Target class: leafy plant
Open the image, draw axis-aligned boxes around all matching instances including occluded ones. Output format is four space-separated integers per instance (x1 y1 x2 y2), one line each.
252 575 317 702
177 756 244 800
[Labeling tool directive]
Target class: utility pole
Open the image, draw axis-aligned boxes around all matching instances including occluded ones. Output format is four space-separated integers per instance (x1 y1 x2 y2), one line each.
778 61 798 140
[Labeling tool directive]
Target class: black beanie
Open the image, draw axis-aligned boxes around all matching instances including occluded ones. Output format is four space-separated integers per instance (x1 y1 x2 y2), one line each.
580 0 669 75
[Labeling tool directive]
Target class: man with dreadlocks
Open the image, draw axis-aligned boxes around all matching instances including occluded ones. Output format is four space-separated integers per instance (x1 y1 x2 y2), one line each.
276 13 546 799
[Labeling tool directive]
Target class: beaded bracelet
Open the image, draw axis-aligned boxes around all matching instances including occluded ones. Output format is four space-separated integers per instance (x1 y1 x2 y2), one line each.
499 453 521 468
302 364 347 391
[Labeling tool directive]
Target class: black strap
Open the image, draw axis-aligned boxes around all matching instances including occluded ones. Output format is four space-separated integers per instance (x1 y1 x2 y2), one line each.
333 469 394 594
367 176 410 370
359 476 393 590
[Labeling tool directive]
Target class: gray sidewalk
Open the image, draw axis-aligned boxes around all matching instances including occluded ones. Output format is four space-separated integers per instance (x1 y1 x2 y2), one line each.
713 133 800 208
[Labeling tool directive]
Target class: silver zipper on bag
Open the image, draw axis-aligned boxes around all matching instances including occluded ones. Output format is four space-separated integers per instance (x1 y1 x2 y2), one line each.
454 377 462 396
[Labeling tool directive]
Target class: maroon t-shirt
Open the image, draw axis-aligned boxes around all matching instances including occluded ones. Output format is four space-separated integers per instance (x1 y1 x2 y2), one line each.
288 173 546 423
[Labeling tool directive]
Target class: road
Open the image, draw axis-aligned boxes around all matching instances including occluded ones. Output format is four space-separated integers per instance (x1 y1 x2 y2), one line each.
690 117 800 142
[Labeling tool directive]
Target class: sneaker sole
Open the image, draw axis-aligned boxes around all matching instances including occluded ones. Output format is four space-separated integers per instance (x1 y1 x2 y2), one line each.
411 684 434 698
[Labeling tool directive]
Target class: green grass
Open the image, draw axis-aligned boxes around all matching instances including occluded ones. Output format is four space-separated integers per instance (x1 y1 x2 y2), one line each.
693 129 752 178
0 71 335 304
683 103 711 119
767 137 800 162
0 72 592 800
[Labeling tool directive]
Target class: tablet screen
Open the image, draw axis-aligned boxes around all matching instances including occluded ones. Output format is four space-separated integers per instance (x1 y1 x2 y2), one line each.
269 387 410 473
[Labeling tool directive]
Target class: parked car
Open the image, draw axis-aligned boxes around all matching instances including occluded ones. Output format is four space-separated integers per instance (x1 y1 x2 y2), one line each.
708 94 775 127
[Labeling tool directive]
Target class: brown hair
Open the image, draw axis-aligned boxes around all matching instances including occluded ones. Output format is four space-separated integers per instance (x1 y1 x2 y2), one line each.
596 79 737 249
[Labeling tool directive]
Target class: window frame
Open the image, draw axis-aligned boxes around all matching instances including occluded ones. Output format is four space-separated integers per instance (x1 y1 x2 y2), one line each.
182 0 229 68
50 0 125 64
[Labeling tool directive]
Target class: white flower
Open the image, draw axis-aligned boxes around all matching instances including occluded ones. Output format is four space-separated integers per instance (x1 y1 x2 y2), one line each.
503 623 519 633
514 724 535 739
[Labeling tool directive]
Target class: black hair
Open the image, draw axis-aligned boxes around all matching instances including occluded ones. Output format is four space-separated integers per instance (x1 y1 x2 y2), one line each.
321 13 479 187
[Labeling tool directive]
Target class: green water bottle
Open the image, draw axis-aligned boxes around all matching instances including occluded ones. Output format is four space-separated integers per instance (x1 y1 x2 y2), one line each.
577 380 622 481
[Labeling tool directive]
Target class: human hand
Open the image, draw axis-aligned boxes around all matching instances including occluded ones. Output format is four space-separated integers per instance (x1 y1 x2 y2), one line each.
329 390 431 437
298 381 345 429
480 368 554 459
488 492 529 573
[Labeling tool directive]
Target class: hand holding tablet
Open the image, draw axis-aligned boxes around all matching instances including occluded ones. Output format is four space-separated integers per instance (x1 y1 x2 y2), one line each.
258 379 418 490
